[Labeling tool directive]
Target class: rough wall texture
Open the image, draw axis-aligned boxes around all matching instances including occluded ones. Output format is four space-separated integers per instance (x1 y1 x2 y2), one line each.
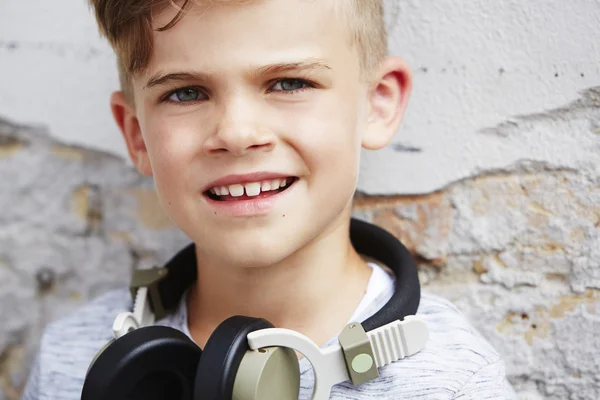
2 1 600 397
1 88 599 399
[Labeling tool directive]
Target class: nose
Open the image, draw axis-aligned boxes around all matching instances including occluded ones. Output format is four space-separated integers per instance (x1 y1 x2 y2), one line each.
203 99 275 156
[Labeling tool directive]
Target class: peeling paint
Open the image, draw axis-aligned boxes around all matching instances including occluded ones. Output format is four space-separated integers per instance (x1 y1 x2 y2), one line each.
549 290 599 319
479 88 600 138
496 290 600 347
51 145 84 162
0 137 24 157
109 231 132 244
473 258 487 274
72 185 89 220
528 202 555 217
0 344 26 400
523 307 552 345
356 192 453 264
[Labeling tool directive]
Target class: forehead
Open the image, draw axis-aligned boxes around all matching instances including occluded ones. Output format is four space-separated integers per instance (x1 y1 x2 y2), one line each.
142 0 358 80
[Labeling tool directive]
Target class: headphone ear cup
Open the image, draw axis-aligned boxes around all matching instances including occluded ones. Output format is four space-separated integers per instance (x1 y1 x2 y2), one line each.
82 326 202 400
194 316 274 400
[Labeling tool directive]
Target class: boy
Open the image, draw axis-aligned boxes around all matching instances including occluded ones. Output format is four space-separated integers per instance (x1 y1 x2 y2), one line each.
22 0 517 399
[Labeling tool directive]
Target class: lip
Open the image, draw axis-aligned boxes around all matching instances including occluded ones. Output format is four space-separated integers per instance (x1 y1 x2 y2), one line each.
204 177 298 218
203 172 295 192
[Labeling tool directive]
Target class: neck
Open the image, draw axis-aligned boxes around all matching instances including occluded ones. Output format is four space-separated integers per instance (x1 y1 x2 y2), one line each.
186 212 372 349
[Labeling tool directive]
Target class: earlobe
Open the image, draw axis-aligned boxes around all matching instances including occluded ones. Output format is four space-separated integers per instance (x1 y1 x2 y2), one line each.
110 92 153 176
362 57 413 150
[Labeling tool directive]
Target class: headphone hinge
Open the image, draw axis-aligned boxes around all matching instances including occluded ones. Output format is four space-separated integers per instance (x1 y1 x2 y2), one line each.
338 323 380 385
129 267 169 321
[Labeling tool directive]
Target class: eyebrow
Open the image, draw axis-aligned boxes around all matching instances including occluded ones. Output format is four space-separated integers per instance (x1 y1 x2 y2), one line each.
144 59 332 90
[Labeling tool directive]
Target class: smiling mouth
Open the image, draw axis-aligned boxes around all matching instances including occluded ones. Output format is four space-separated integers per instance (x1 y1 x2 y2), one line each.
205 177 298 201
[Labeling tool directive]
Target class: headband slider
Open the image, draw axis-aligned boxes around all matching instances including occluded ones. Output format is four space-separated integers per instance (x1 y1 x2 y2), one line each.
338 323 379 385
129 267 169 320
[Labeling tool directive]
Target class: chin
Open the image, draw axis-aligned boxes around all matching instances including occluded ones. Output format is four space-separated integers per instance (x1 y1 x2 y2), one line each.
209 239 299 269
193 221 307 268
226 250 289 269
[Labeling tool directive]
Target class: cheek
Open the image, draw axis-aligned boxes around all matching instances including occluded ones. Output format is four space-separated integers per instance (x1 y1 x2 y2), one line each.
293 93 364 178
141 117 203 197
301 93 361 161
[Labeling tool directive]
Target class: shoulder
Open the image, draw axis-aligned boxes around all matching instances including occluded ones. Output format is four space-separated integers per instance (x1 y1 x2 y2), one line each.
412 294 517 397
416 291 501 365
35 288 131 399
42 288 132 347
378 292 504 397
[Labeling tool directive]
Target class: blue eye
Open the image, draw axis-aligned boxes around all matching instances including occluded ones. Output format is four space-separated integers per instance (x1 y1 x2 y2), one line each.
271 79 309 92
168 88 206 102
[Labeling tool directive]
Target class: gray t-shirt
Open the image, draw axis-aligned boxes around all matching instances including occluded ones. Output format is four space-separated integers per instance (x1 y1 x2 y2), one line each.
22 263 517 399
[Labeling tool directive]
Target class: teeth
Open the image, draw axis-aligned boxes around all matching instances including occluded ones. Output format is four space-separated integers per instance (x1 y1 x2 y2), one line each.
244 182 261 197
229 184 244 197
210 178 294 197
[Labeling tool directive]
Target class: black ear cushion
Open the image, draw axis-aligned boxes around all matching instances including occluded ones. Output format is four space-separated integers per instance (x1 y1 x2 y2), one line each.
82 326 202 400
194 316 274 400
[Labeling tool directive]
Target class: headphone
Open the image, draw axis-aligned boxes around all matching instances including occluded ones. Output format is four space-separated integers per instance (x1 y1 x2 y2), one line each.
81 218 429 400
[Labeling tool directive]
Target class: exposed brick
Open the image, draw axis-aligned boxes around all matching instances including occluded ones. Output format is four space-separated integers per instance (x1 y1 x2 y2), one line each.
354 191 452 265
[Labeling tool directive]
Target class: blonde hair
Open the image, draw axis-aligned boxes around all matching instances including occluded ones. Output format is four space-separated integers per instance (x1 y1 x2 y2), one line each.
89 0 388 101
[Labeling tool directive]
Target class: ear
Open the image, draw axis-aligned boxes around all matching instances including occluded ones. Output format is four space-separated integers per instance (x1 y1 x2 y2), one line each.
110 92 153 176
362 57 413 150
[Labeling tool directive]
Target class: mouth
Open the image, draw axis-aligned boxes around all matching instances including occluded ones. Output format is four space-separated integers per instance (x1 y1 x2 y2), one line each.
204 176 298 202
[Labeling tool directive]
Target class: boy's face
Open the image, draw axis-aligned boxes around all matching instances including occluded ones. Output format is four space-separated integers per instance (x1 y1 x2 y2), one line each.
117 0 409 267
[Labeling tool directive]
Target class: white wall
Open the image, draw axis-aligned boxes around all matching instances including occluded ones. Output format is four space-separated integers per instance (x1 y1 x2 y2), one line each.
1 0 599 194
